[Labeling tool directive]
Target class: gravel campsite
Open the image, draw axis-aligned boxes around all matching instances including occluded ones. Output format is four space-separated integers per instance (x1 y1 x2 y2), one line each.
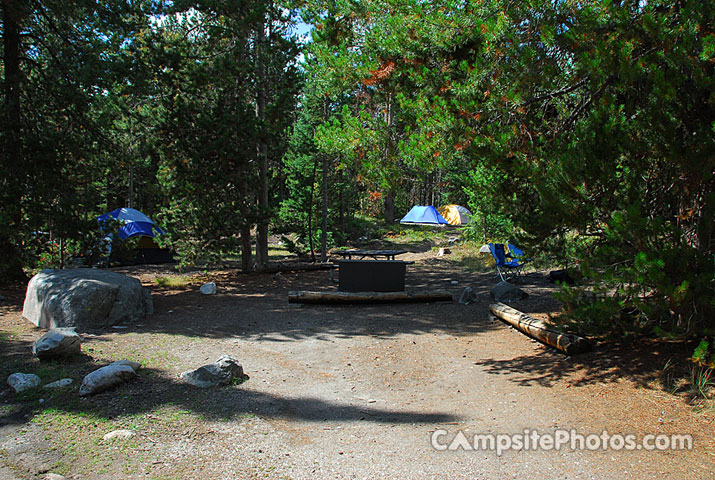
1 243 714 480
3 2 714 479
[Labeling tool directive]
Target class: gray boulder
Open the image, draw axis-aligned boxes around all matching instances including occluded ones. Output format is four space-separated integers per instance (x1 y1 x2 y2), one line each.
200 282 217 295
32 329 82 359
22 269 153 331
113 359 142 371
490 281 528 302
7 373 41 393
79 361 139 396
180 355 246 388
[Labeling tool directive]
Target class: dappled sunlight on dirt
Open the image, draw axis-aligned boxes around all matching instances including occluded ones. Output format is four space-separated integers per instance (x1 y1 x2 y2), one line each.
2 251 715 479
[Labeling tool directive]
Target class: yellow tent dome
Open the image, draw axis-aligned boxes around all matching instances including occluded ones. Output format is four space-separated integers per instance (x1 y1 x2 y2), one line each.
437 205 472 225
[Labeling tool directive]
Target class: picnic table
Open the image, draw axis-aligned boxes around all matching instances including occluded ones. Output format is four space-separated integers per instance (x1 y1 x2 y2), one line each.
330 250 412 292
330 249 408 261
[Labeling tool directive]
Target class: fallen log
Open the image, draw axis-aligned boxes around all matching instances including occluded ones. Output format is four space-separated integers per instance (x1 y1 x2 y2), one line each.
289 290 453 304
489 302 591 355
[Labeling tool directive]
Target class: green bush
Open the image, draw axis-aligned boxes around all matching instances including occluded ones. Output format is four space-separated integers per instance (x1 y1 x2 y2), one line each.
555 206 715 338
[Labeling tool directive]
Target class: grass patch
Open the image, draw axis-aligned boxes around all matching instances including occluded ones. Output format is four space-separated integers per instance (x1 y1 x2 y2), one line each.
443 243 495 273
0 330 16 342
689 365 714 402
30 403 202 476
268 246 293 258
32 408 116 475
154 275 193 288
382 223 461 244
82 332 196 370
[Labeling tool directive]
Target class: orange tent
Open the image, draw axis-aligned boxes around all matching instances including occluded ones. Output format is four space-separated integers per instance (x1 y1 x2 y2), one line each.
438 205 472 226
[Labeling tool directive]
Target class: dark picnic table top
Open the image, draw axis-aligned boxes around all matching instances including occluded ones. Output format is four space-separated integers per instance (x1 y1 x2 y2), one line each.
330 249 408 261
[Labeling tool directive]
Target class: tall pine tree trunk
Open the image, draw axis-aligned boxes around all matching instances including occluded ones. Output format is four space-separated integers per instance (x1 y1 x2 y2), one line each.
384 191 395 223
320 153 328 262
338 167 345 242
240 177 253 272
0 0 28 282
320 99 329 262
241 225 252 272
307 156 318 263
254 16 269 269
382 93 395 223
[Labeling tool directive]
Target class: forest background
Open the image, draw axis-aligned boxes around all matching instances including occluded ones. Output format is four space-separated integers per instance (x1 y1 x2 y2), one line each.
1 0 713 342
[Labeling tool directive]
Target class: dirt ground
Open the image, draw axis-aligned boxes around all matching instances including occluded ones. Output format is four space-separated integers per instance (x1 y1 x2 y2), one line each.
1 250 715 479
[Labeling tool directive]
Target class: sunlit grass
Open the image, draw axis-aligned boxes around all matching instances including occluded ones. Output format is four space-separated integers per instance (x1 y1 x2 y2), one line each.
30 403 204 476
154 275 193 288
268 246 292 258
445 243 495 273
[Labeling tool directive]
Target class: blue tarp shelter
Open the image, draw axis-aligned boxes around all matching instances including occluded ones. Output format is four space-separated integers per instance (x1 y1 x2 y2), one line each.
399 206 449 225
97 208 164 240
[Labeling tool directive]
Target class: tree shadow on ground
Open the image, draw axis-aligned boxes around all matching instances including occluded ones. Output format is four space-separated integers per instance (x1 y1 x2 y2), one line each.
0 320 461 434
3 259 685 435
103 264 518 342
474 338 697 390
0 259 563 347
1 361 460 431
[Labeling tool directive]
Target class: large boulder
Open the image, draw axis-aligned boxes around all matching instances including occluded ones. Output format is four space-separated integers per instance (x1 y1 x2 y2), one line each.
32 329 82 359
490 281 528 302
22 269 153 331
180 355 246 388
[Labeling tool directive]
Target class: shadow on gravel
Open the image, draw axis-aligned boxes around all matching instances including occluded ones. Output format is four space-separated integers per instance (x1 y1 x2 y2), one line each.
0 259 554 432
2 367 460 429
97 264 562 343
474 338 696 390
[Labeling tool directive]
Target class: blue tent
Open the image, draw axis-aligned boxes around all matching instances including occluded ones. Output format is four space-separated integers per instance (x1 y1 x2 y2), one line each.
399 206 449 225
97 208 164 240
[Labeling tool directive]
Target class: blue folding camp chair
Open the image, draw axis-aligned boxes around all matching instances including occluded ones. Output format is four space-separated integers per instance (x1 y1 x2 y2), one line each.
489 243 526 283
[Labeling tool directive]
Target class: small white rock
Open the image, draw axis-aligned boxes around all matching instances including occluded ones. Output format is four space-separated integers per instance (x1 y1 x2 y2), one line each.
103 429 135 441
44 474 66 480
200 282 217 295
44 378 73 389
